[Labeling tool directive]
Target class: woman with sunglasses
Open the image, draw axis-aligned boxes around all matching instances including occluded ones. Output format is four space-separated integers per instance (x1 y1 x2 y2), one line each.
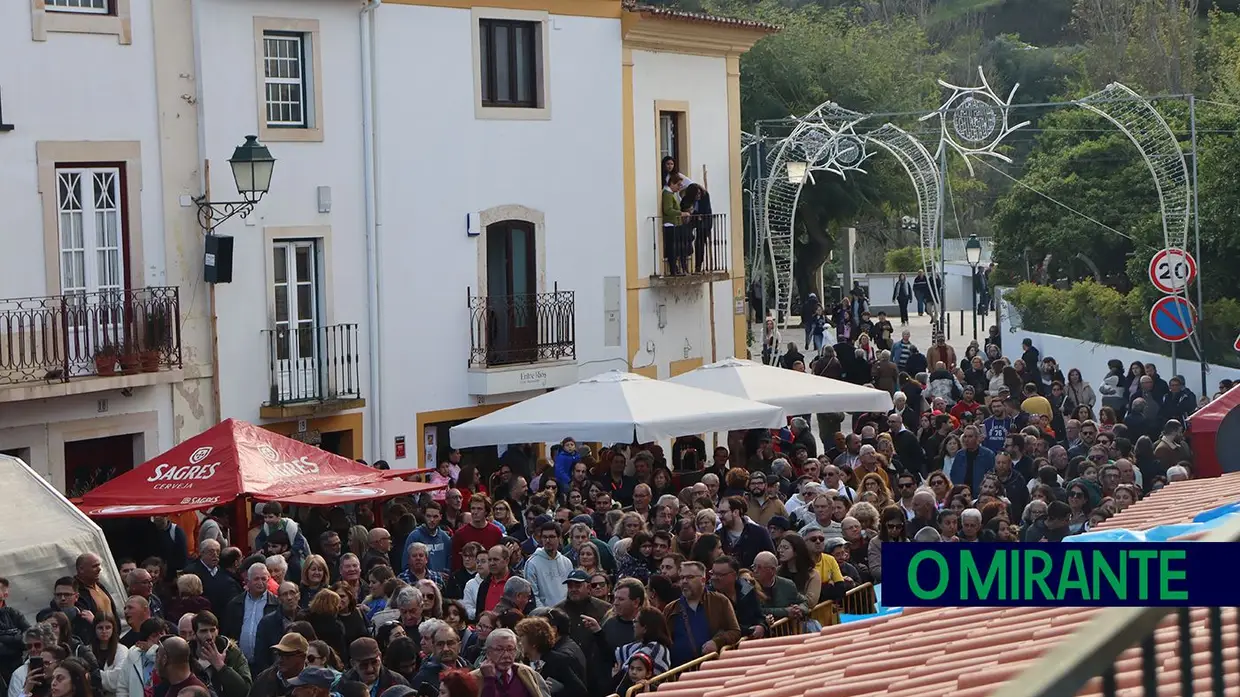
868 506 909 584
305 639 344 671
537 476 563 506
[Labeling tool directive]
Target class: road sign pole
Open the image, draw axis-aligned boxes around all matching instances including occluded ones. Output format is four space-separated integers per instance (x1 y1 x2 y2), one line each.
1190 95 1207 396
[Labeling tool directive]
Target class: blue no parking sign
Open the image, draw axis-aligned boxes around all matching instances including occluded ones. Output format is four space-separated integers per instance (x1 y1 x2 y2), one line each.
1149 296 1197 343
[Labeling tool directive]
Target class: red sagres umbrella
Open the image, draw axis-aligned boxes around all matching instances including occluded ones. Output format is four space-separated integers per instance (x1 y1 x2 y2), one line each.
77 419 439 517
1188 383 1240 478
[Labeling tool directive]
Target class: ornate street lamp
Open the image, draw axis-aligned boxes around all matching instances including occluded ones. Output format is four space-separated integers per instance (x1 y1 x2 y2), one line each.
966 234 982 340
194 135 276 233
785 161 808 184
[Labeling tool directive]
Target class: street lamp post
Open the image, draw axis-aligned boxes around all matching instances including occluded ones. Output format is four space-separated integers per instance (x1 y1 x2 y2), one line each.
194 135 277 233
965 234 982 342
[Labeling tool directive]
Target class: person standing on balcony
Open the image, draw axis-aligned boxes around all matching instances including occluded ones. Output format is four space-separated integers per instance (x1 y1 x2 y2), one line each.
680 183 713 273
662 176 689 276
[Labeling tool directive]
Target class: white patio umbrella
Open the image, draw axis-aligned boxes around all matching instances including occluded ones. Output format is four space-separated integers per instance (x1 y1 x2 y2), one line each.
448 370 785 448
667 357 894 414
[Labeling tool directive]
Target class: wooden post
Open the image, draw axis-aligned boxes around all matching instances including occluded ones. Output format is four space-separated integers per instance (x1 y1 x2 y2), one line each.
205 159 223 425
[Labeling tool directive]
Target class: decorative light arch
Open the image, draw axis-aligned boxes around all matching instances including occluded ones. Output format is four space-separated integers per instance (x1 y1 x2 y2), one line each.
754 70 1193 342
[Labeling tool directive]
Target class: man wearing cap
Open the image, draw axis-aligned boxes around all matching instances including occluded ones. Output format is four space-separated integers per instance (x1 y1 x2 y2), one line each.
743 472 786 528
345 637 408 695
285 666 335 697
249 633 307 697
410 624 468 695
554 569 611 692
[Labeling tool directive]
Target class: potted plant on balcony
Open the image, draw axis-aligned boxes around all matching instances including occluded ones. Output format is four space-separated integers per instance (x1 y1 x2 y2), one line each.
140 306 171 373
119 338 141 375
94 344 118 377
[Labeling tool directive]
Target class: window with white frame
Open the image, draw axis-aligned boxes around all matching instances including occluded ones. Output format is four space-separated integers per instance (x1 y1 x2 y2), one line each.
56 167 125 297
46 0 110 14
262 31 313 129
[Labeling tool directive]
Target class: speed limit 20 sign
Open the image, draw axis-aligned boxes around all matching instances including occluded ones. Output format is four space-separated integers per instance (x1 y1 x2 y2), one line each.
1148 248 1197 294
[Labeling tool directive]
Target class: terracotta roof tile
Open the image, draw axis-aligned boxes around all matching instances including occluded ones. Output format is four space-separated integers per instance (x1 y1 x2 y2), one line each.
621 1 781 31
652 480 1240 697
1093 472 1240 531
662 605 1238 697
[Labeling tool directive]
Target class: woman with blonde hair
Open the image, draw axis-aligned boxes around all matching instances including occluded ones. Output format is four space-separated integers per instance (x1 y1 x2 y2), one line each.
168 573 211 619
415 579 443 619
301 588 347 659
694 509 717 535
299 554 331 608
848 501 880 533
610 511 646 548
858 473 893 511
491 500 520 532
347 525 370 558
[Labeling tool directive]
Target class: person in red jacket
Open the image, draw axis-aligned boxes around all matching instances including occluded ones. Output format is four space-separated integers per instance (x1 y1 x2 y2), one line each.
450 495 503 571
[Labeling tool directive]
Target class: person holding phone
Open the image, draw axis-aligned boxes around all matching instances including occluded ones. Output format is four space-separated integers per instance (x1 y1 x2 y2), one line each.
9 624 56 697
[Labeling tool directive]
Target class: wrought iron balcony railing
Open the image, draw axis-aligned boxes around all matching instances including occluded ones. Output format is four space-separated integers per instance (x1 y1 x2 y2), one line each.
468 286 575 368
649 213 730 279
262 323 361 406
0 286 182 386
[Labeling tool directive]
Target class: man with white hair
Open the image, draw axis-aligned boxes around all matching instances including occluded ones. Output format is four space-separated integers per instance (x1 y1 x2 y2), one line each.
177 613 196 641
854 445 889 486
907 490 939 536
472 628 550 696
1167 464 1190 482
264 555 288 586
222 562 276 665
959 508 983 543
785 480 823 521
184 539 242 615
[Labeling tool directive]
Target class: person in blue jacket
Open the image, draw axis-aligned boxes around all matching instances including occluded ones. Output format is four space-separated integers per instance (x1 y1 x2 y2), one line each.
553 437 581 488
402 501 451 573
948 425 997 492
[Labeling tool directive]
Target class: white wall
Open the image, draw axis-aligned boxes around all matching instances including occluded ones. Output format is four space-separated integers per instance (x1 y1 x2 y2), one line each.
0 1 165 297
999 307 1240 397
371 5 626 457
196 0 369 424
631 49 735 372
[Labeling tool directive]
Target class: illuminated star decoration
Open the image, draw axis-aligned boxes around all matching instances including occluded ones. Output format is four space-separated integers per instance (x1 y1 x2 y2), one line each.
920 66 1031 176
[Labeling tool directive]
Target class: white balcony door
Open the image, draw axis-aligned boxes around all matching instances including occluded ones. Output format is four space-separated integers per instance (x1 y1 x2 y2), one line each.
57 167 126 371
273 241 320 401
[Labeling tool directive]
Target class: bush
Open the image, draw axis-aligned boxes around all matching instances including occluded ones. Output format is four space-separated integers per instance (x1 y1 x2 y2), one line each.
1005 281 1240 368
884 246 937 273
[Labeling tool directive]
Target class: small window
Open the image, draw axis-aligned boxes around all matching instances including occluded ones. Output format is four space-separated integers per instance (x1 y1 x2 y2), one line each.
479 19 540 108
263 31 312 129
46 0 110 14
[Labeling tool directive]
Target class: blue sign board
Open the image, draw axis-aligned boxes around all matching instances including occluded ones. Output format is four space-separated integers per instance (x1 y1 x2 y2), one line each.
1149 296 1196 343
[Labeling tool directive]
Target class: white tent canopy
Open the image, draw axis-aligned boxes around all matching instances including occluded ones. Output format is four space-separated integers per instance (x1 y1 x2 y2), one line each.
667 357 894 414
0 456 126 621
449 371 786 448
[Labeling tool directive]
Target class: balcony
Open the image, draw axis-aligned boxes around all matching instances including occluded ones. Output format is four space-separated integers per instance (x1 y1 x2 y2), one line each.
260 323 364 418
649 213 730 284
0 287 183 398
467 286 577 395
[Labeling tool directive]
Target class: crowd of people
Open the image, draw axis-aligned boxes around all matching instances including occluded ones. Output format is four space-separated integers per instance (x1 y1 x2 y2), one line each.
0 304 1225 697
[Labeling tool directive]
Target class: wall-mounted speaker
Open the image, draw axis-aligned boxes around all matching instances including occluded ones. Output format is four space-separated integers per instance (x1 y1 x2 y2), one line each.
204 234 234 284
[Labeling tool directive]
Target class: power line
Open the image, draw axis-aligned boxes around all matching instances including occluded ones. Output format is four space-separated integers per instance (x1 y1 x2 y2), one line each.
974 159 1150 247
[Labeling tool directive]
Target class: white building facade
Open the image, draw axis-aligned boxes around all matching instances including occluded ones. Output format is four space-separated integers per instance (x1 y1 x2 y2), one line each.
0 0 773 492
194 0 371 458
0 0 212 494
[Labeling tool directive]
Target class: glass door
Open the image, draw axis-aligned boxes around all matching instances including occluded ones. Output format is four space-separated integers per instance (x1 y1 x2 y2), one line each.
485 221 537 365
273 241 320 401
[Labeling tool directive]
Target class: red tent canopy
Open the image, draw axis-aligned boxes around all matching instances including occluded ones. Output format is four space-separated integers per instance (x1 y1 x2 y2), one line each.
77 419 441 517
1187 383 1240 479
